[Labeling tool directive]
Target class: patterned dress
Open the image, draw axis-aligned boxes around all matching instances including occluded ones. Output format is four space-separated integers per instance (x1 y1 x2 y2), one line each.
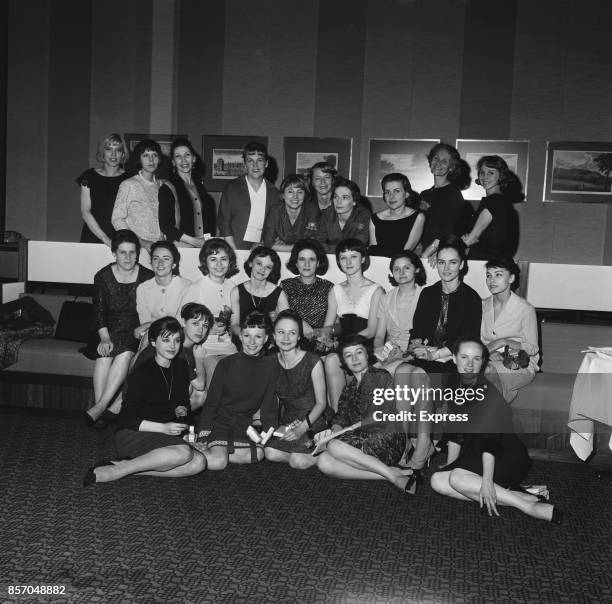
281 277 334 329
334 367 406 466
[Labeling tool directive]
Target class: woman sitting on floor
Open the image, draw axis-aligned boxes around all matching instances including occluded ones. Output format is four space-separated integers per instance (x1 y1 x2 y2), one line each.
315 335 417 493
430 338 561 523
265 310 330 469
481 257 539 402
83 317 207 486
194 311 279 470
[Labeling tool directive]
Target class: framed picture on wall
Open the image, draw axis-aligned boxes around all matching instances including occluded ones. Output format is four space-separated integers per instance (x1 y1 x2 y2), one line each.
283 137 353 180
543 141 612 203
124 133 187 179
456 139 530 202
366 139 439 198
201 135 269 191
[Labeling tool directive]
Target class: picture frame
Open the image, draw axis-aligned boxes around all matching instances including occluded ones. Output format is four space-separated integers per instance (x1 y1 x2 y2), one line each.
201 135 269 191
283 137 353 180
366 139 439 198
124 133 187 179
456 139 530 202
543 141 612 203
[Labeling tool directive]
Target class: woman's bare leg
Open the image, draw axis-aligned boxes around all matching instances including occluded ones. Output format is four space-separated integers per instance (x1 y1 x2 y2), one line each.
324 353 347 411
88 351 134 419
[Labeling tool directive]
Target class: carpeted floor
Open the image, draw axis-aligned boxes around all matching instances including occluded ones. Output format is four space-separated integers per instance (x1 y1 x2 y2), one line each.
1 408 610 604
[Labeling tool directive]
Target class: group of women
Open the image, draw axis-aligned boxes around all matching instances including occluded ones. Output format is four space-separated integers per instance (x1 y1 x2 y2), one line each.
81 223 559 525
78 136 522 263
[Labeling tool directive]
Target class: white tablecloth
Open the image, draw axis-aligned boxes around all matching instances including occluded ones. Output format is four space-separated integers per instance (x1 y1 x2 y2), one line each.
568 351 612 460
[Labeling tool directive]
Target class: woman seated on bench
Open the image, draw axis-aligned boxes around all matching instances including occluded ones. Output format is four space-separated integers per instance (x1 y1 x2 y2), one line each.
83 317 207 486
194 311 279 470
315 335 417 493
481 257 539 402
430 338 561 524
84 229 153 429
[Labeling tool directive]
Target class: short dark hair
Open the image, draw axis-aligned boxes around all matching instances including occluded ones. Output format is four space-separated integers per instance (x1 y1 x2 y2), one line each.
452 338 490 374
485 257 520 291
337 334 376 373
150 240 181 275
132 138 162 168
169 137 205 180
335 238 370 272
286 238 329 275
180 302 214 328
332 177 361 205
242 141 268 161
198 238 239 278
244 246 282 284
241 309 272 335
111 229 140 256
388 251 426 287
148 316 184 345
381 172 421 210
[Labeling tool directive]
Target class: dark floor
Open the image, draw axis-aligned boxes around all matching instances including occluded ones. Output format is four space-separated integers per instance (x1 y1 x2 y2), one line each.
1 408 611 604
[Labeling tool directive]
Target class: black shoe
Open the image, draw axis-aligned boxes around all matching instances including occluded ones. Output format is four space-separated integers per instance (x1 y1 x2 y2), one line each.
403 469 423 495
550 506 563 525
82 461 113 487
101 410 119 424
83 411 107 430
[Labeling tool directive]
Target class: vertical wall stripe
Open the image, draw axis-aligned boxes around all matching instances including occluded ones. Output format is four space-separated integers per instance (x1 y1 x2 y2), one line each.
222 0 273 136
175 0 225 144
459 0 517 139
6 0 50 239
313 0 367 180
90 1 153 165
150 0 175 133
46 0 92 241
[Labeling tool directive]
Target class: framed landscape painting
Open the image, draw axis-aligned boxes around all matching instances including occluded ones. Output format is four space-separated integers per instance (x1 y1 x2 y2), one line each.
366 139 439 198
283 137 352 180
543 141 612 203
201 135 269 191
456 139 530 201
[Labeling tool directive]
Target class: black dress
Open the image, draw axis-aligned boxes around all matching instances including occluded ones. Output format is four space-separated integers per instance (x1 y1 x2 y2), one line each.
443 374 530 488
237 283 283 323
369 211 422 257
419 185 472 250
76 168 130 243
87 263 154 359
468 193 519 260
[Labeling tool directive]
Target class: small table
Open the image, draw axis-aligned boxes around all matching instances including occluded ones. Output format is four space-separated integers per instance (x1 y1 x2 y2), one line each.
568 350 612 461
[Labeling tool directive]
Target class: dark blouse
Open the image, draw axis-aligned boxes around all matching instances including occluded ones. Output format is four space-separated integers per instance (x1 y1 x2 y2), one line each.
118 356 191 431
76 168 130 243
158 176 217 242
468 193 519 260
411 281 482 350
316 204 371 253
419 185 472 249
369 210 423 257
262 202 320 248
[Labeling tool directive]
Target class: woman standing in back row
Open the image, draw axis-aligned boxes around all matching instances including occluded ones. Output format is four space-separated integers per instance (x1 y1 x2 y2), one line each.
76 133 130 246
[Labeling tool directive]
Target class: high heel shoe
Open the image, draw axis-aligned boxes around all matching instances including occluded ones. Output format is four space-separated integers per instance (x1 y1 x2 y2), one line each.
550 506 563 525
408 442 437 470
403 469 423 495
83 411 107 430
101 410 119 424
82 461 114 487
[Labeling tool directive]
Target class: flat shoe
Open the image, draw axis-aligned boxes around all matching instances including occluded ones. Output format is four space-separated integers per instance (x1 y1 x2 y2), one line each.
83 411 107 430
550 506 563 525
82 461 113 487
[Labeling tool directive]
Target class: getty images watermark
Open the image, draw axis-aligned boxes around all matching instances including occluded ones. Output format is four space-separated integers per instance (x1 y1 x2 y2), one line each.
371 384 488 424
